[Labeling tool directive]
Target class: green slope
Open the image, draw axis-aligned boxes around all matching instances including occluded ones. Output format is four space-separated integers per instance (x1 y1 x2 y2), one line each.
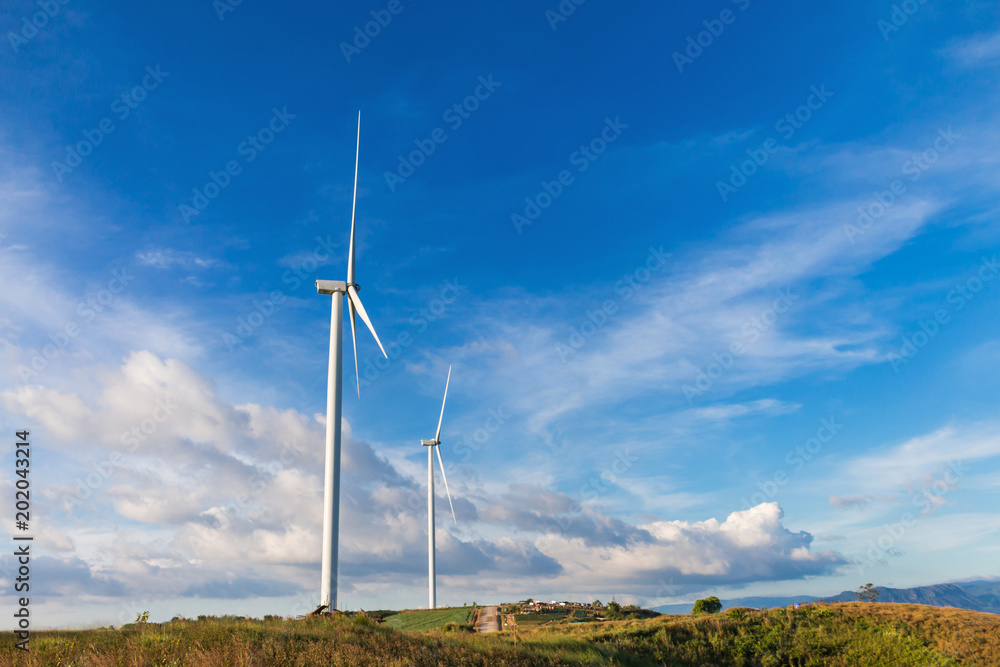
383 606 472 632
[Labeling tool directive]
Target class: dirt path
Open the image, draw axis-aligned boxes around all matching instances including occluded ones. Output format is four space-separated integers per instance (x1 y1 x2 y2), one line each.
475 605 500 633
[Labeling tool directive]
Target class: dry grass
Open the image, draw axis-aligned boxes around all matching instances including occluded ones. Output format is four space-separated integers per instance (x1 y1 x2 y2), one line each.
0 602 995 666
833 601 1000 666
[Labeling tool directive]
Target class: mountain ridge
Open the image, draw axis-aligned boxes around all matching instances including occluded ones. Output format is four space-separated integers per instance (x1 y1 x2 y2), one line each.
653 579 1000 615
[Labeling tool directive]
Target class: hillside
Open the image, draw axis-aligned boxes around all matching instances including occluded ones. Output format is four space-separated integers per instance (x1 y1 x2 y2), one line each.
654 579 1000 615
2 602 998 666
383 607 473 632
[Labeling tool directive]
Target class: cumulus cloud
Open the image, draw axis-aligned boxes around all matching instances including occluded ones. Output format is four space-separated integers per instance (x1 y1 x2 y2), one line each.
0 351 844 606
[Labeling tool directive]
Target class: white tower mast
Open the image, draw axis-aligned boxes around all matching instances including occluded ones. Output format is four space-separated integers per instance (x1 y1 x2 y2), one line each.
316 111 387 612
421 367 456 608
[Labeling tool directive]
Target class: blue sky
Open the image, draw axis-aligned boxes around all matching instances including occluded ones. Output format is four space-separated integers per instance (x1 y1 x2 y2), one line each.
2 0 1000 627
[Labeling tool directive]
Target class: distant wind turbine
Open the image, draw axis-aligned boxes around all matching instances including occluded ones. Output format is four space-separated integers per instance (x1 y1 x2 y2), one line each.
421 366 457 609
315 111 388 612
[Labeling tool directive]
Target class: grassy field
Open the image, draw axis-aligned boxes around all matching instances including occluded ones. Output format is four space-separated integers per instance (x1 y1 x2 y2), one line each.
383 607 472 632
1 602 997 666
513 612 569 626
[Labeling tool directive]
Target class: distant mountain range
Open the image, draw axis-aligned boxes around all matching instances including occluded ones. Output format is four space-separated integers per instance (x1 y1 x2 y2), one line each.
653 580 1000 615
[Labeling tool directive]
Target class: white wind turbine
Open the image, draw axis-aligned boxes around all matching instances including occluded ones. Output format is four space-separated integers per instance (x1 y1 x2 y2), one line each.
421 366 457 609
315 111 388 613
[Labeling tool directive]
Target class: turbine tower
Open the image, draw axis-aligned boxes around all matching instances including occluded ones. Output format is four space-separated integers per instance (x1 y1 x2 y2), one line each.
315 111 387 612
421 366 457 609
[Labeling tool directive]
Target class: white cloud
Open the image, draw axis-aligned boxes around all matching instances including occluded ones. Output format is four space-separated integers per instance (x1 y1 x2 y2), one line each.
0 350 843 607
534 503 843 592
443 195 941 442
842 423 1000 492
944 31 1000 66
136 249 228 271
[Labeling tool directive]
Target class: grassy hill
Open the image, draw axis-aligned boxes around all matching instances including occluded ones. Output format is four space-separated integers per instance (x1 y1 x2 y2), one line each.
3 602 998 666
383 607 472 632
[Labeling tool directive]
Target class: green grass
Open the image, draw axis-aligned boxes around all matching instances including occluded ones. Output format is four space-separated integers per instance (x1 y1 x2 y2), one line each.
1 603 996 666
383 606 472 632
514 613 568 625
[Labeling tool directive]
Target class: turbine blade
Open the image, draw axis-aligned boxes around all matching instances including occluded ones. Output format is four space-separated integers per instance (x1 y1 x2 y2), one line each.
349 297 360 397
435 445 457 524
434 366 451 443
347 111 361 286
347 285 387 358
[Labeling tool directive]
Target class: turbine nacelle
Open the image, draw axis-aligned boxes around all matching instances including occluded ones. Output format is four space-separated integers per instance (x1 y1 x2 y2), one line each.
421 439 439 446
316 280 347 295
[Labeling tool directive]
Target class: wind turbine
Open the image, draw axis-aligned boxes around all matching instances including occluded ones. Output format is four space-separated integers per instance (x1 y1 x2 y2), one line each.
315 111 387 613
421 366 457 609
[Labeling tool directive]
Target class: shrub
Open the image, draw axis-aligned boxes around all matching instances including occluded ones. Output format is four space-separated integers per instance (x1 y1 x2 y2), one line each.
443 622 475 633
692 596 722 615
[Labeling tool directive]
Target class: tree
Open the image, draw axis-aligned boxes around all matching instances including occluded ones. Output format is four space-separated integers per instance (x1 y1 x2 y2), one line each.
692 596 722 615
592 599 602 607
855 583 881 603
605 600 624 620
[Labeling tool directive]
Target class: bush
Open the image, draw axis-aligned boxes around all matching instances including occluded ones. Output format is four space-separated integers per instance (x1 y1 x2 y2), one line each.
605 601 624 620
727 608 747 620
443 622 474 633
692 596 722 615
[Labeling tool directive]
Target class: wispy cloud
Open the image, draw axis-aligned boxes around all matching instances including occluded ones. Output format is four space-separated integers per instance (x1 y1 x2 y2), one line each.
943 30 1000 66
136 249 229 271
